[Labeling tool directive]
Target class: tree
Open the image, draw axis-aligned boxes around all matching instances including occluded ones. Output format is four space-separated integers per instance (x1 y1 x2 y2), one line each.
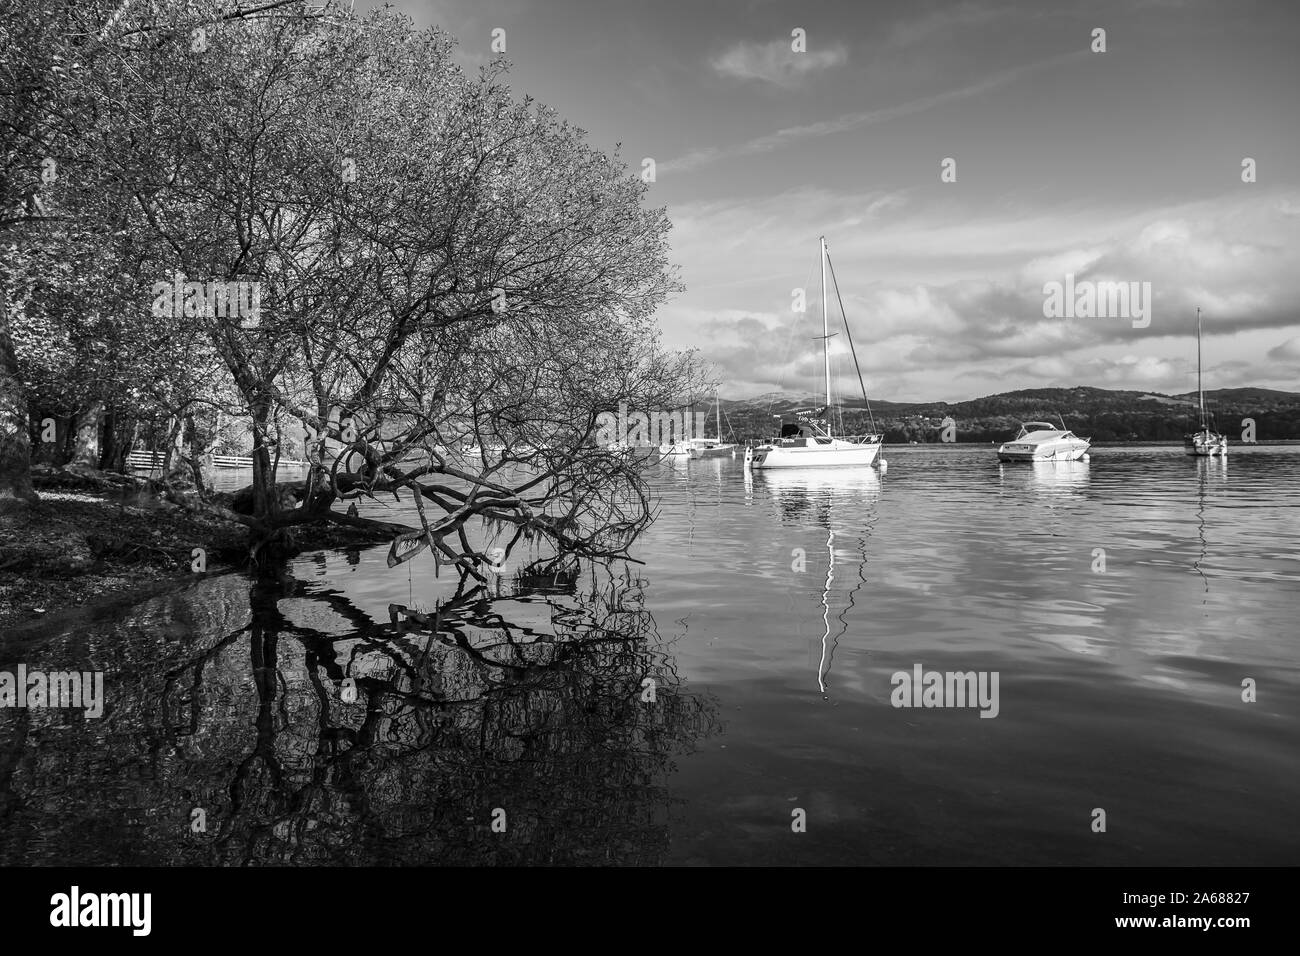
0 0 73 508
5 0 695 579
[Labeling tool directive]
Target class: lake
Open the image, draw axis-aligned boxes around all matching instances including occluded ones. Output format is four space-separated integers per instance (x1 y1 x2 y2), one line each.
2 444 1297 865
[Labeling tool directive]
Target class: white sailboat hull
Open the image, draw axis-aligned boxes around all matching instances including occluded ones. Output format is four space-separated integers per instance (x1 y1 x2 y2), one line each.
689 443 736 459
752 440 881 469
1185 431 1228 456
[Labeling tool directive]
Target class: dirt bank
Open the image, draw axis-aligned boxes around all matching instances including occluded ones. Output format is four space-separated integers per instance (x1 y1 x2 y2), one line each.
0 470 389 630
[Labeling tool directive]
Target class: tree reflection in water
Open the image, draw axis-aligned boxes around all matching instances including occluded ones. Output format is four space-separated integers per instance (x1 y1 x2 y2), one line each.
0 560 720 866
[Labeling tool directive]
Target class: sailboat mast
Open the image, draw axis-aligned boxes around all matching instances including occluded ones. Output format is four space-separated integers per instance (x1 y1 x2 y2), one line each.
1197 307 1205 429
821 236 831 415
715 385 721 440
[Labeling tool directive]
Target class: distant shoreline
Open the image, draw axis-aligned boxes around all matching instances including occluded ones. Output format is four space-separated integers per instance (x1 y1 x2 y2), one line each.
883 440 1300 447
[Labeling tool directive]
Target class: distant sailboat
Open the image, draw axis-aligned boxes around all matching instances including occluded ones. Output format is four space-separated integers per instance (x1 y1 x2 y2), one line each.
689 386 737 459
751 237 884 470
1185 307 1228 457
656 400 697 459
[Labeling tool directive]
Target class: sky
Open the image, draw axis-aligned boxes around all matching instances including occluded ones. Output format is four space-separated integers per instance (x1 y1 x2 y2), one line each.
359 0 1300 403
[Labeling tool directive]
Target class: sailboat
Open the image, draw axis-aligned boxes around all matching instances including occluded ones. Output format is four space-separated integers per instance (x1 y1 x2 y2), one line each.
657 402 697 459
1185 307 1228 457
689 386 737 459
750 237 884 469
657 438 693 459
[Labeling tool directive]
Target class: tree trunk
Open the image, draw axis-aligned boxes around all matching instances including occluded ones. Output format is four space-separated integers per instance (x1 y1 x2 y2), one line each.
250 395 278 520
108 417 137 472
0 282 37 511
183 412 206 491
70 400 104 467
57 412 77 465
100 408 116 469
302 401 336 516
100 410 132 472
247 394 294 569
160 415 182 474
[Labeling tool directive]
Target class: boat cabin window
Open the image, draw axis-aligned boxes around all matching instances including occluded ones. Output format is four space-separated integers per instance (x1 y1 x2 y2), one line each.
778 421 831 443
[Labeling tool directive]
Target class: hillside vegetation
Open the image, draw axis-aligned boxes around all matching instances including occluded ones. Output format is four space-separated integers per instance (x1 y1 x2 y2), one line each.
715 386 1300 443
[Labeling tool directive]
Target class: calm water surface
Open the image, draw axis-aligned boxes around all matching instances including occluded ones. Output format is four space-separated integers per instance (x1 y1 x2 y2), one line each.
2 446 1297 865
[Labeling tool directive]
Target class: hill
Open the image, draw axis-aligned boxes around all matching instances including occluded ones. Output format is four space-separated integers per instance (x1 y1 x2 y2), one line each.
715 386 1300 443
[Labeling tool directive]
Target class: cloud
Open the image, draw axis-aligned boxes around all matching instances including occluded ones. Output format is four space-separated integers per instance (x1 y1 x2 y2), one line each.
666 50 1087 173
656 186 1300 399
886 2 1010 49
710 38 846 88
1267 337 1300 362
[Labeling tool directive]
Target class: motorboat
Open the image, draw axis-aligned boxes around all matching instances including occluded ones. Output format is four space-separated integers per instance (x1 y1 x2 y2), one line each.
1184 307 1228 456
751 236 884 471
996 422 1091 462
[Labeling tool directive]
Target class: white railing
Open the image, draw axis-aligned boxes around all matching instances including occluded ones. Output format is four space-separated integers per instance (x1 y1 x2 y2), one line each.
125 450 166 470
210 454 254 468
127 451 308 470
211 454 309 468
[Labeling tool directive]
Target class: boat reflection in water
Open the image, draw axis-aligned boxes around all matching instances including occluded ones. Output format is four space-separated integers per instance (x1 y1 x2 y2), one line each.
755 466 882 695
756 463 883 503
998 457 1092 499
1193 454 1228 595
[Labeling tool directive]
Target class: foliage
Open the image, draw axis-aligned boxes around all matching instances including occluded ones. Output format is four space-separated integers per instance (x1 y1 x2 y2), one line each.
1 0 695 572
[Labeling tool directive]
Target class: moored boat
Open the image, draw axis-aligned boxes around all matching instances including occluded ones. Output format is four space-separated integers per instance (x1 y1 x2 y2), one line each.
689 387 737 459
689 437 736 459
753 420 882 468
996 422 1091 462
1185 308 1228 457
751 236 884 471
